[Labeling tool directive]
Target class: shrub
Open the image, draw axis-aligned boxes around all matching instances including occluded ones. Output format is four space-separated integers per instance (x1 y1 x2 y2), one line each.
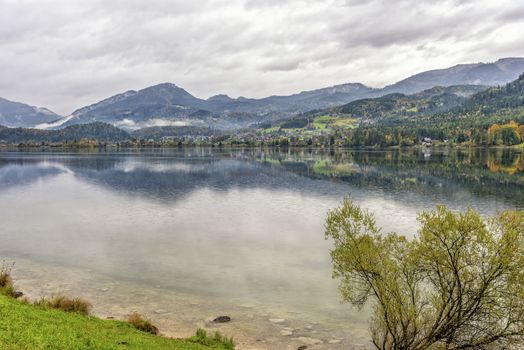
192 328 235 350
0 261 13 287
0 283 16 298
127 312 159 335
325 199 524 350
0 261 16 297
35 295 91 315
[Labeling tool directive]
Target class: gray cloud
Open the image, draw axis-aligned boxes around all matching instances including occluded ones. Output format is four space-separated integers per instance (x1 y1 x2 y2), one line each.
0 0 522 115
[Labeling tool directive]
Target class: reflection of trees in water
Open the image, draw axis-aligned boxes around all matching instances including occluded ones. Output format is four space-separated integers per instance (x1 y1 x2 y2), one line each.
0 148 522 207
486 149 524 174
258 148 524 207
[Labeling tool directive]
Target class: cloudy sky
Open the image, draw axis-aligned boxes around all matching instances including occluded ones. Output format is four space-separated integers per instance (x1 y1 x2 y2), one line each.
1 0 523 115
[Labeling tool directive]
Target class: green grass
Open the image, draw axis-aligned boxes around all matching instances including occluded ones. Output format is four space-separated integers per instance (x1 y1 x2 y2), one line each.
313 115 335 122
312 122 328 130
332 117 358 128
0 295 232 350
190 329 234 350
312 115 357 130
34 295 91 315
312 115 333 130
259 126 280 133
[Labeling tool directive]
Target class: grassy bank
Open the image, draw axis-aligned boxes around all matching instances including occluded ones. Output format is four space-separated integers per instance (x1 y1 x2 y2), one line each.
0 295 232 350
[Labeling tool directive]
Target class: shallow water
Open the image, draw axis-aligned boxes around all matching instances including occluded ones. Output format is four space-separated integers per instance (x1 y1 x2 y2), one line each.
0 148 522 349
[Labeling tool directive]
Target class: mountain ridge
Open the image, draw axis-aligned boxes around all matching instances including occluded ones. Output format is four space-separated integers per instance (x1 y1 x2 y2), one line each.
276 84 488 129
1 74 523 145
53 57 522 130
382 58 524 95
0 97 61 128
2 57 523 129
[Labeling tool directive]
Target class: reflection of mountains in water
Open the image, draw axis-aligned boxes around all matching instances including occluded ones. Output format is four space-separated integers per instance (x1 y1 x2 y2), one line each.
0 149 522 207
0 152 346 202
68 157 329 202
0 158 66 188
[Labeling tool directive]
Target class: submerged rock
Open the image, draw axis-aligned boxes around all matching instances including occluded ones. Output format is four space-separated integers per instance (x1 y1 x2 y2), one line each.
297 346 308 350
269 318 285 324
213 316 231 323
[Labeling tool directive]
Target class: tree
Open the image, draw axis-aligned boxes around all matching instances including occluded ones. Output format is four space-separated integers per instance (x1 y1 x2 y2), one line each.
487 124 502 145
500 121 521 146
325 199 524 350
501 126 519 145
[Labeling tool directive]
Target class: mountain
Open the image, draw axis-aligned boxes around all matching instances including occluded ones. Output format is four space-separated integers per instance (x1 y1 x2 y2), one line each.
421 73 524 127
327 73 524 129
0 122 130 144
324 85 488 123
462 73 524 112
51 83 256 130
53 83 210 130
3 75 522 145
204 83 378 115
274 84 489 130
47 82 377 130
383 58 524 95
0 97 61 128
36 57 524 132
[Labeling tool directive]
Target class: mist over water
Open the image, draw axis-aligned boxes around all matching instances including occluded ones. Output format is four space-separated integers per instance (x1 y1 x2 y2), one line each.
0 148 522 348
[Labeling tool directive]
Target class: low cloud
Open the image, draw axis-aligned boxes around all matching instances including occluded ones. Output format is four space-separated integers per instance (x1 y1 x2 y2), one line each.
114 118 196 130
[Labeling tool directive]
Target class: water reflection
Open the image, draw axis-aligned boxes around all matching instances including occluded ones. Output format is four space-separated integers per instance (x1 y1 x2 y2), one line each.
0 148 522 347
1 148 522 207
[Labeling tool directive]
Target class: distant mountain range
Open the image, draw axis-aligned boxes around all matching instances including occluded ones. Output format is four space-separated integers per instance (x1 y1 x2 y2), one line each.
381 57 524 95
44 82 377 131
0 97 60 128
1 57 523 130
418 71 524 127
292 73 524 130
1 74 523 145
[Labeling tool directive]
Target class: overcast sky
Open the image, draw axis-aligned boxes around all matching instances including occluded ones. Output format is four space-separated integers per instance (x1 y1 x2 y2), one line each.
1 0 523 115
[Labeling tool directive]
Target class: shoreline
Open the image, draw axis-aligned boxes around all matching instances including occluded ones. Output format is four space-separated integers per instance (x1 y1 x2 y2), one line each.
1 144 523 152
7 257 371 350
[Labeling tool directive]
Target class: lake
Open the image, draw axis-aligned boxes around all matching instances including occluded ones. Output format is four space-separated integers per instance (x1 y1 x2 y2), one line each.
0 147 522 349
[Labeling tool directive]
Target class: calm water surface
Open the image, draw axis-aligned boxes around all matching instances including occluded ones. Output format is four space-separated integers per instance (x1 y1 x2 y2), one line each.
0 148 522 349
